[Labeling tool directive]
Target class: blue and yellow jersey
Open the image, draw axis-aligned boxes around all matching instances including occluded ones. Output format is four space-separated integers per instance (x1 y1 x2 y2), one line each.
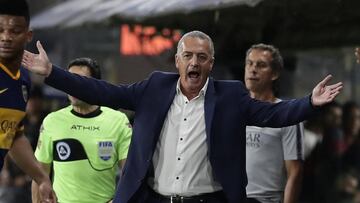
0 63 31 169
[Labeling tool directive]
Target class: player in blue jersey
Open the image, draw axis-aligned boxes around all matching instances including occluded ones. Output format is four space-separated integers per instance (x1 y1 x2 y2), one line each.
0 0 56 202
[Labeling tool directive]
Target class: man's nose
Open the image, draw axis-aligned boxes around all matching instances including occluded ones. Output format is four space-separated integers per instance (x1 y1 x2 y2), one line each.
0 31 13 41
190 55 199 66
248 64 258 72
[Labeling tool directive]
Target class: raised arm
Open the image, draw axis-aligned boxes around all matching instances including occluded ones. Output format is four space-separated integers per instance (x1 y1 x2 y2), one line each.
22 41 144 111
246 75 342 127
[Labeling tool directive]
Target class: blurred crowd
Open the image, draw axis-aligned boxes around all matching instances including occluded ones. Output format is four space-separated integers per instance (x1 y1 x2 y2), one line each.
301 100 360 203
0 84 360 203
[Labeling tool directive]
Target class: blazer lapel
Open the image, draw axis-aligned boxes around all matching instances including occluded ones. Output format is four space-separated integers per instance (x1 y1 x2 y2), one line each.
204 78 217 152
151 79 177 145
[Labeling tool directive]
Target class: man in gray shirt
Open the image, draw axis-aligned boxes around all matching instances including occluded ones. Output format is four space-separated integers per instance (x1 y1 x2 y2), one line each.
245 44 304 203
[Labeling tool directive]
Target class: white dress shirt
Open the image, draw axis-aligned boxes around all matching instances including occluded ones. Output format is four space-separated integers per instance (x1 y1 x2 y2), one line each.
148 78 222 196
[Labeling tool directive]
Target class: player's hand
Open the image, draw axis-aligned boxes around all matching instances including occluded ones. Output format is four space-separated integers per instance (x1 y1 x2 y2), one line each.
22 41 53 77
311 75 342 106
38 179 57 203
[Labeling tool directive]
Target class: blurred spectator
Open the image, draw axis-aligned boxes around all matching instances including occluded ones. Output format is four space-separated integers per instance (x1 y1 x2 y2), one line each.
317 102 345 202
341 102 360 153
300 115 323 202
322 102 345 158
303 115 323 159
300 101 344 203
342 102 360 173
335 170 359 203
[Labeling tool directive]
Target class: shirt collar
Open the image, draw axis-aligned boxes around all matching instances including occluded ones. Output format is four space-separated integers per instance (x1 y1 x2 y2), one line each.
0 62 20 80
176 77 209 97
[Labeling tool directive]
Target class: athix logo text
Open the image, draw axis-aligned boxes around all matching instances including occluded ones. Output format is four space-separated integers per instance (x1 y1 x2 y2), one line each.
70 125 100 131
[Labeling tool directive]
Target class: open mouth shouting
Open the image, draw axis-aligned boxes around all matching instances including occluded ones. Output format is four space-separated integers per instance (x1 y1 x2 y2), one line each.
188 70 200 80
186 69 204 88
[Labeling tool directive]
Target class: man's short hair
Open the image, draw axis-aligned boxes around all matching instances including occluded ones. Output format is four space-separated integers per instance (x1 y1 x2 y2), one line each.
67 58 101 80
0 0 30 26
177 31 215 57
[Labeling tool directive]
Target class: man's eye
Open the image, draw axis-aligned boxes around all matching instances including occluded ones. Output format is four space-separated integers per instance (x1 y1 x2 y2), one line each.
258 63 268 68
199 55 207 61
8 29 23 34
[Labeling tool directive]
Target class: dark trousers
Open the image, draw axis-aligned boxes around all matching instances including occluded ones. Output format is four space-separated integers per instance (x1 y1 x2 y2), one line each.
246 198 262 203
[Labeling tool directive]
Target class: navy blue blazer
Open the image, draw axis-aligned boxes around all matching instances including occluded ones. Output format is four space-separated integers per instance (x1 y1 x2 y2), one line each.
46 66 315 203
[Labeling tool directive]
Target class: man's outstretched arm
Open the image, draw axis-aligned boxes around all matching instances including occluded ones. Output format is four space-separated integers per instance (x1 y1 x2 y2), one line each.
246 75 342 127
22 41 144 110
23 41 343 109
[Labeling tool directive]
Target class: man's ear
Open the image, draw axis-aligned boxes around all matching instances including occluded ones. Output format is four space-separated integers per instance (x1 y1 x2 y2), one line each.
209 57 214 72
26 29 33 43
175 54 179 70
271 71 279 81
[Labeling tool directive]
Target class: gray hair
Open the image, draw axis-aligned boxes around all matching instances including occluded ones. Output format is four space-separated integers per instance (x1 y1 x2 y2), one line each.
176 30 215 57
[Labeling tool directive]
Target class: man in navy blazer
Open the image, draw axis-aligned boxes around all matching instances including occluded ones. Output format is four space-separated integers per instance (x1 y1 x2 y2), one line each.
23 31 342 203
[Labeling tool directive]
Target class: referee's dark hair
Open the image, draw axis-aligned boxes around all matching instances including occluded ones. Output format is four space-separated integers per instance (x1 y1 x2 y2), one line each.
0 0 30 26
67 57 101 80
